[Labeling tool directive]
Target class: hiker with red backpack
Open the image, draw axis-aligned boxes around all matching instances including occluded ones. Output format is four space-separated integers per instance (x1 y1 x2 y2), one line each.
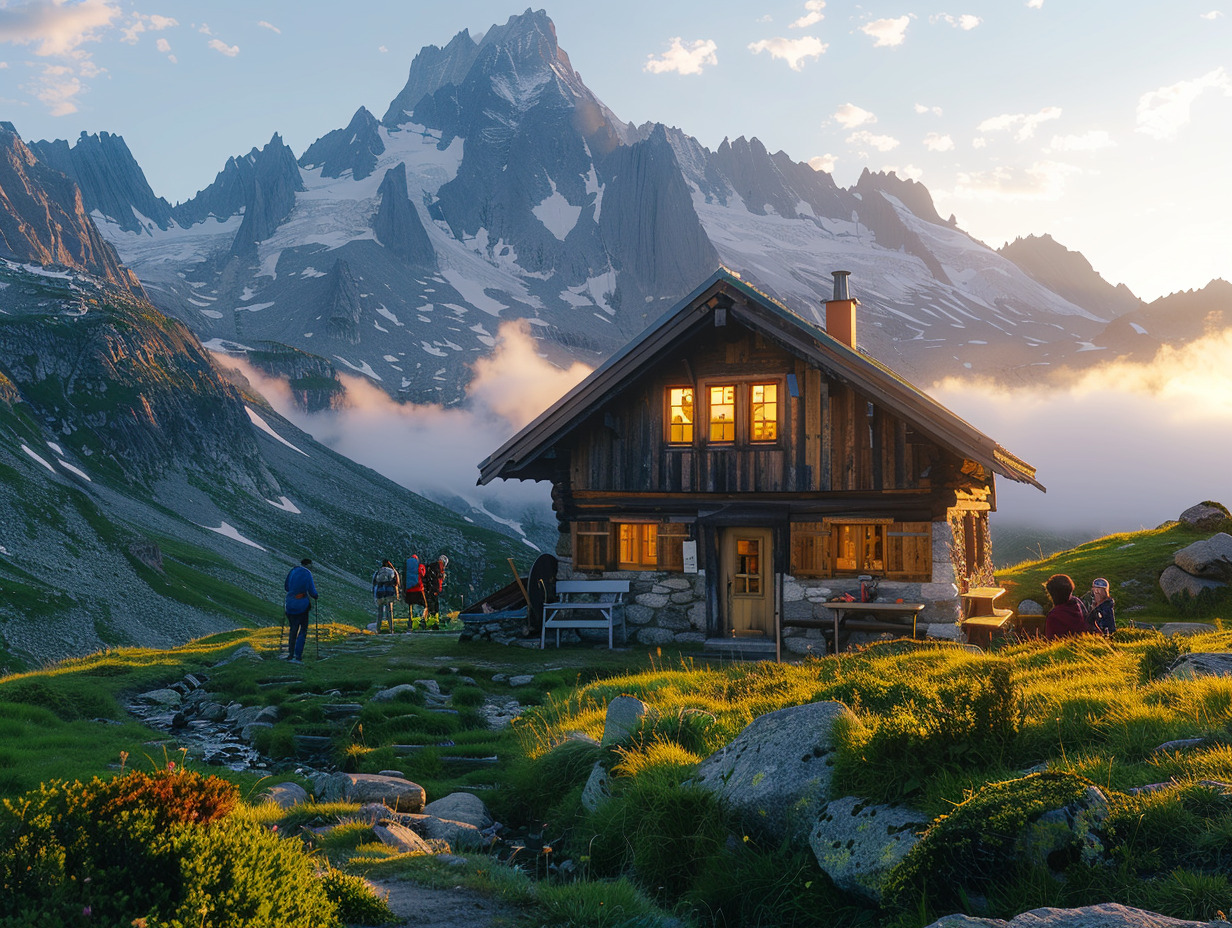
372 559 401 633
403 552 427 631
422 555 449 627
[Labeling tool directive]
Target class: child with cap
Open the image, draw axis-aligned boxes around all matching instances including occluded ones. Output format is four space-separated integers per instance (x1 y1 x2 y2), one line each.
1088 578 1116 636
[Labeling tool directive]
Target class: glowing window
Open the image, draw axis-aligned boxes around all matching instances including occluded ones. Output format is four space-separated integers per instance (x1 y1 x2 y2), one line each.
618 523 658 568
668 387 694 444
709 385 735 442
735 538 761 594
750 383 778 442
833 523 886 573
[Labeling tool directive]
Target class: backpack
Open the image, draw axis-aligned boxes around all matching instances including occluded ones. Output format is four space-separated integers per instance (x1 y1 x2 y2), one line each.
425 561 443 593
374 565 397 594
404 556 423 591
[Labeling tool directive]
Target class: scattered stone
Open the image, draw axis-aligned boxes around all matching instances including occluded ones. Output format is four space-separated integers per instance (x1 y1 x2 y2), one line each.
1159 566 1226 603
1016 599 1046 616
809 797 930 903
1168 653 1232 680
581 762 612 812
372 684 417 702
923 901 1222 927
1015 785 1110 871
508 674 534 687
322 703 364 720
601 695 648 746
372 821 433 855
379 769 407 779
491 673 508 683
414 679 443 696
1174 533 1232 582
1179 502 1230 531
423 792 493 829
1159 623 1218 638
925 622 963 641
316 773 426 812
136 688 182 708
213 645 263 665
693 701 854 844
261 782 309 808
406 813 488 849
478 697 522 730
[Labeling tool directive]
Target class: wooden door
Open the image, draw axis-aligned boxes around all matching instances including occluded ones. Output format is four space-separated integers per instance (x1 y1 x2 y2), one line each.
721 528 773 638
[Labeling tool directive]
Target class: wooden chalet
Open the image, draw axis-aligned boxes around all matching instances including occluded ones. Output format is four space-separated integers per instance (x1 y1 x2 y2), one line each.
478 268 1043 650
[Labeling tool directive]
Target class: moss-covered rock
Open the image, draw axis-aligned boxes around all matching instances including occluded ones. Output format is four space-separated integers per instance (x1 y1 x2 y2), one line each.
882 771 1109 917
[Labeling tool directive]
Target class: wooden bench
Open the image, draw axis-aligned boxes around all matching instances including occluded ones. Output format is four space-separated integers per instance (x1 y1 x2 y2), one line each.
961 586 1014 648
815 601 926 653
542 580 631 649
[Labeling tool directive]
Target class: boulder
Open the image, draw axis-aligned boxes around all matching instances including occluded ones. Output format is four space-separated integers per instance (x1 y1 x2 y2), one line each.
508 674 534 687
581 761 612 812
1016 599 1046 616
1014 784 1110 869
924 902 1221 927
213 645 263 665
413 679 442 696
372 684 417 702
136 688 182 708
406 813 488 849
1179 502 1230 531
372 821 433 855
1159 566 1226 603
1159 622 1218 637
692 701 854 844
1168 653 1232 680
316 773 426 812
423 792 492 829
601 695 648 746
1174 533 1232 582
261 782 309 809
809 797 930 902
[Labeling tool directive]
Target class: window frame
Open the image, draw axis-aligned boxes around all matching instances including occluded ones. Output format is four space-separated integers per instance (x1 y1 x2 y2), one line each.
673 376 785 449
665 385 697 446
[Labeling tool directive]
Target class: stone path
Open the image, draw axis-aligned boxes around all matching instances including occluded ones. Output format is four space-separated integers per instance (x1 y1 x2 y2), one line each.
369 877 521 927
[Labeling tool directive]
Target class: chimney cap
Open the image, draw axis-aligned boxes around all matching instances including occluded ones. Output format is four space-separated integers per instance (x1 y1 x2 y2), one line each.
831 270 852 301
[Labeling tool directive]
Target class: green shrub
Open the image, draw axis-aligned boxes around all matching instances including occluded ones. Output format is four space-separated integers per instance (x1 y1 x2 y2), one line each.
835 662 1021 801
451 685 486 708
581 765 731 901
0 769 337 927
504 738 604 823
318 868 395 925
1139 633 1192 681
881 771 1100 919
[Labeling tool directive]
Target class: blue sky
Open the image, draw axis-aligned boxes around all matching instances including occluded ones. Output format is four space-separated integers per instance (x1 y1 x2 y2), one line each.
1 1 1228 302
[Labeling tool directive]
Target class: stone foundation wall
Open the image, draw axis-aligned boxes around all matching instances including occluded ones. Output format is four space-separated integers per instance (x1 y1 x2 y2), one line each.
561 521 965 650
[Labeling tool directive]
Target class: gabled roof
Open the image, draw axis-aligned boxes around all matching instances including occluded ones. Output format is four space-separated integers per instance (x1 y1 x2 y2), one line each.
478 267 1044 491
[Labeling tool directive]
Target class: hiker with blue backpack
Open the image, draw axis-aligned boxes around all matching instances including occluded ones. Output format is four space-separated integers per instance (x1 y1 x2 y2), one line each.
372 559 401 633
403 552 427 631
284 557 318 661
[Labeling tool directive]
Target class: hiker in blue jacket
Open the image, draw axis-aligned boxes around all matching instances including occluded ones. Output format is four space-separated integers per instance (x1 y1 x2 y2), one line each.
284 558 319 662
372 559 401 633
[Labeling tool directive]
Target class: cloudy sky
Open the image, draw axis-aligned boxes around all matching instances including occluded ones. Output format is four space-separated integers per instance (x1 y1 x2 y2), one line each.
1 0 1228 302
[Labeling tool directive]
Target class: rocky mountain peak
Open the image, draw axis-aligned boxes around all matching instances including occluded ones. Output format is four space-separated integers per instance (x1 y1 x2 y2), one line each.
998 233 1142 320
298 106 385 181
381 28 481 128
855 168 948 227
373 162 436 269
0 124 144 297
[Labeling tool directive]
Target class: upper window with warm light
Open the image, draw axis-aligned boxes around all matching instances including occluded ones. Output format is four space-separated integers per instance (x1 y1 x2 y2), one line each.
668 387 694 444
709 385 736 442
750 383 778 442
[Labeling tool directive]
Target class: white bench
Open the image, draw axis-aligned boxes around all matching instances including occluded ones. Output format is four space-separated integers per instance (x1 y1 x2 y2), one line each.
541 580 631 649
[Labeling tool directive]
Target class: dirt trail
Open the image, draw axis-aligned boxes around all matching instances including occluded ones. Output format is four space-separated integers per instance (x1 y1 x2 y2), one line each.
368 877 522 928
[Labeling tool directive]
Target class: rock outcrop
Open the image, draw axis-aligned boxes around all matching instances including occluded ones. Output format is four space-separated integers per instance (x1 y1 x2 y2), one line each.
373 162 436 268
298 106 385 181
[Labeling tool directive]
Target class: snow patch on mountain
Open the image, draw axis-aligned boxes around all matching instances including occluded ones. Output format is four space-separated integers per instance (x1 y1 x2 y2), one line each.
533 179 582 241
334 356 381 380
245 406 308 456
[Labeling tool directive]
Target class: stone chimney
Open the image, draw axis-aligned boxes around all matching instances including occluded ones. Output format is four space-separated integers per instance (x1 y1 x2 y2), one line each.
824 270 858 348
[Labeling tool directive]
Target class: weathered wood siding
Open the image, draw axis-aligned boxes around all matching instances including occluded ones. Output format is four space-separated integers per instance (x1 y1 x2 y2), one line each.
566 323 940 495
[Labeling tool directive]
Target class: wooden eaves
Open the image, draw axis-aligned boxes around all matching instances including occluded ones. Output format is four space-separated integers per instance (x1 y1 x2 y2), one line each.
477 267 1045 493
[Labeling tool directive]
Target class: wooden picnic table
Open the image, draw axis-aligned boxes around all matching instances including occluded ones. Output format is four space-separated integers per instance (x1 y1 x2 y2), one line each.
961 586 1014 647
816 601 926 653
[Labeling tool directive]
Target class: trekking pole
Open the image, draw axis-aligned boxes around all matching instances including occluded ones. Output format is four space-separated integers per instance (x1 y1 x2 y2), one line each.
278 612 285 656
315 602 321 660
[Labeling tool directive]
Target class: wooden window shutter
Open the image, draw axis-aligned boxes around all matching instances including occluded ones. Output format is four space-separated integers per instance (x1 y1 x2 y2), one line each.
573 521 614 571
790 522 830 577
657 522 689 572
886 521 932 581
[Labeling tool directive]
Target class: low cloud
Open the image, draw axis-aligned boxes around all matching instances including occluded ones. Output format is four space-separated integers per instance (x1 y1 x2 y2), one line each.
808 153 837 173
833 102 876 129
1200 10 1223 19
1136 67 1232 140
120 12 176 45
923 132 954 151
882 163 923 181
0 0 119 56
915 103 943 116
257 20 280 34
950 160 1078 200
24 62 82 115
861 15 912 47
1027 0 1044 8
222 321 591 521
791 1 826 28
977 105 1062 141
1048 129 1115 152
644 37 717 75
748 35 827 70
932 13 982 29
846 129 900 152
208 37 238 57
932 330 1232 534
